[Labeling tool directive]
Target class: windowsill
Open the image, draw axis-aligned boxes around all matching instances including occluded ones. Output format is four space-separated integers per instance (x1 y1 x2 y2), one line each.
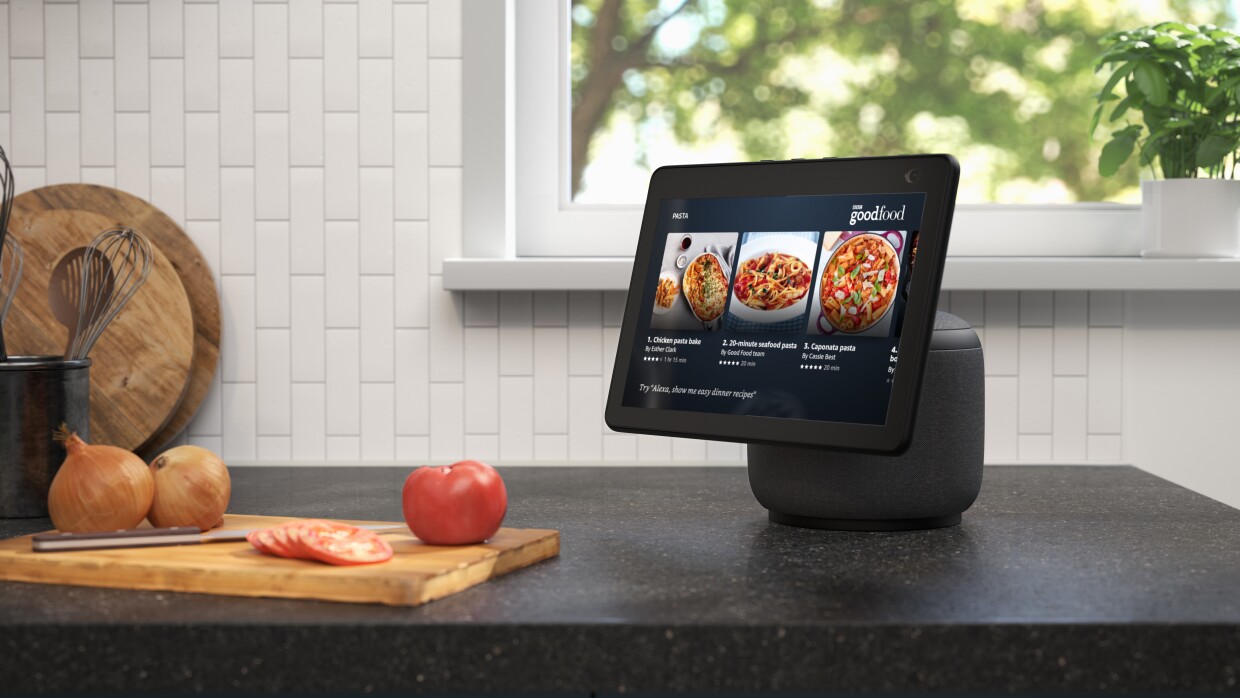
443 256 1240 292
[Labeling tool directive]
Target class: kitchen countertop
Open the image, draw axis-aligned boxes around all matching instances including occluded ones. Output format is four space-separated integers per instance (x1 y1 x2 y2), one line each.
2 465 1239 693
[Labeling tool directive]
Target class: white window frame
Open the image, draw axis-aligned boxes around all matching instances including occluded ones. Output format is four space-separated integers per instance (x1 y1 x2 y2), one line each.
462 0 1143 262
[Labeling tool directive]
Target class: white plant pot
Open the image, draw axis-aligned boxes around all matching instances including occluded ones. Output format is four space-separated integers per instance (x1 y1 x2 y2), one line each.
1141 179 1240 257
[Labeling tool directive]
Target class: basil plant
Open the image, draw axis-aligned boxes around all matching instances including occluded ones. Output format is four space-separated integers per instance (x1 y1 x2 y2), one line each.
1093 22 1240 179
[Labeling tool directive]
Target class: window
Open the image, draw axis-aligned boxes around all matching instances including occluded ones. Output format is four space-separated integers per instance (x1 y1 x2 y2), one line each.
477 1 1234 258
569 0 1232 205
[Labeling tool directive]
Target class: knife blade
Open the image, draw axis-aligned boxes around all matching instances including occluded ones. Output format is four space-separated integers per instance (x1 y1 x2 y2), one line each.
32 523 405 552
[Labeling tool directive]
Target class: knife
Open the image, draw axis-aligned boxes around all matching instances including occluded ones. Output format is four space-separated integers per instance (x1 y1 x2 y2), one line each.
31 523 405 552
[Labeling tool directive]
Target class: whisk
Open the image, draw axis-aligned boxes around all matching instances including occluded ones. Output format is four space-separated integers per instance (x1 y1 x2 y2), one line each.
0 235 22 361
0 144 15 362
66 227 154 360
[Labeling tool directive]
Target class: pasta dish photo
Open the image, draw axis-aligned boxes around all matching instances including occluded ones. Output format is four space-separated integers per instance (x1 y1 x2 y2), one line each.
733 252 812 311
820 234 900 333
682 253 730 322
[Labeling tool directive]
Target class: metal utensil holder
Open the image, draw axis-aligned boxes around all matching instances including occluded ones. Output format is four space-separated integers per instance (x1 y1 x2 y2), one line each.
0 356 91 518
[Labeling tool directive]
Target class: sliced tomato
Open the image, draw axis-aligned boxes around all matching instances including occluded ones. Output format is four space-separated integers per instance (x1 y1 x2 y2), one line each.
299 525 393 566
268 524 303 558
254 528 287 557
246 529 271 554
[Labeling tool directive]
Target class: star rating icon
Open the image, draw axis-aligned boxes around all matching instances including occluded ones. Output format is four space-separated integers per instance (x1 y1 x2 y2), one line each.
718 360 741 366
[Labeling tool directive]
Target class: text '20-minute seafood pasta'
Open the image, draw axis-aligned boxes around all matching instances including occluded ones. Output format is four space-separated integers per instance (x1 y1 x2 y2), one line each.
682 253 729 322
733 252 812 310
821 234 899 332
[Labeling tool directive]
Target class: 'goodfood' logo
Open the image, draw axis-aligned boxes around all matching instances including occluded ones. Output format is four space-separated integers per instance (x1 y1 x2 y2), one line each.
849 204 906 227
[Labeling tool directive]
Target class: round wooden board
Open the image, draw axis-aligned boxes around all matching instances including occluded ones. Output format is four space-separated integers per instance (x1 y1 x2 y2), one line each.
6 184 218 456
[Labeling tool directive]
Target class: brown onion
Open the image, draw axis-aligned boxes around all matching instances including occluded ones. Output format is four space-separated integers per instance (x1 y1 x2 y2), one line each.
147 445 231 531
48 428 154 533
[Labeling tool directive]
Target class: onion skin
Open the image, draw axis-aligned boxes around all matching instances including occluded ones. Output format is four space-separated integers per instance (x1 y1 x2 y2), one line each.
147 446 231 531
48 431 155 533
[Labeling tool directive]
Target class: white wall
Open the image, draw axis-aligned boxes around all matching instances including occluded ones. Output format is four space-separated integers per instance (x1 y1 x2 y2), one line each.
1126 291 1240 509
1 0 1129 466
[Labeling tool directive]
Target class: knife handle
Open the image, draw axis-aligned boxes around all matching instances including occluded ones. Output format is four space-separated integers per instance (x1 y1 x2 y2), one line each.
32 527 203 552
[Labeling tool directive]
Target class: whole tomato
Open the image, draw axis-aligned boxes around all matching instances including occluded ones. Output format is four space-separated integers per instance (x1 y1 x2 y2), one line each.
402 460 508 545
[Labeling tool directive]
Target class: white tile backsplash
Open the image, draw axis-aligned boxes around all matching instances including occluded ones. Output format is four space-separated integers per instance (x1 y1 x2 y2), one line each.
44 3 78 111
149 0 184 59
256 329 292 435
393 3 427 112
11 59 44 165
255 112 290 219
255 221 291 327
113 3 148 110
291 383 327 460
219 59 255 166
79 58 115 165
114 110 149 197
361 383 397 460
149 58 185 165
79 0 114 59
10 0 43 59
44 111 79 184
218 0 253 58
358 167 394 273
359 0 394 58
323 2 357 111
325 328 361 435
219 166 255 274
394 221 428 327
221 274 256 383
184 112 220 217
324 220 360 327
221 382 258 460
0 1 1126 466
289 59 323 166
289 166 325 273
290 275 326 382
393 112 427 219
359 275 396 382
324 112 358 219
289 0 323 58
463 327 499 434
427 58 460 166
359 59 394 166
253 3 289 112
183 3 219 111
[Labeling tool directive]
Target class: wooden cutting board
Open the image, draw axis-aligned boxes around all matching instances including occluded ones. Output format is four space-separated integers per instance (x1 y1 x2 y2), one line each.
0 515 561 607
5 210 195 452
7 184 220 456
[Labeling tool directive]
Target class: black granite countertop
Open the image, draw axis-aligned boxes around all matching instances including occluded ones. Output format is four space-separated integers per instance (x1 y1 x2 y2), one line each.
2 465 1239 694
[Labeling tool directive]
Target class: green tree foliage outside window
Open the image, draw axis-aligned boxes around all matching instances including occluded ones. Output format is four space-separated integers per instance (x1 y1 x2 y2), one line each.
569 0 1232 204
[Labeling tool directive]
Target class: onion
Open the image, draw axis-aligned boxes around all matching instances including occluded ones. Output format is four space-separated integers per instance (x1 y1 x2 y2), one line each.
147 446 231 531
48 427 155 533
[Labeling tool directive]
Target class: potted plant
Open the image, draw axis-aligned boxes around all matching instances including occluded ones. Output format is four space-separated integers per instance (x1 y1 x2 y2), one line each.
1093 22 1240 257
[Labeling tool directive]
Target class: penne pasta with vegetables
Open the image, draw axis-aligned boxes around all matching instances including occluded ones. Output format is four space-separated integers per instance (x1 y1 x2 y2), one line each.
819 234 900 333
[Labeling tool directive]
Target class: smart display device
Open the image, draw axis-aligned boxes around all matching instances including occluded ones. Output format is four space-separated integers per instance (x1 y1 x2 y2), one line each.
606 155 961 454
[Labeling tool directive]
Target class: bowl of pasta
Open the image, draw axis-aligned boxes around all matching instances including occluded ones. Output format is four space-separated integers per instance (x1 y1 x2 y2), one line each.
818 233 900 334
728 235 817 323
682 252 731 324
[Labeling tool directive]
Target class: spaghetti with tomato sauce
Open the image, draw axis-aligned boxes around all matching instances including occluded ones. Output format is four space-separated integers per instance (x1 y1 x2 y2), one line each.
733 252 812 310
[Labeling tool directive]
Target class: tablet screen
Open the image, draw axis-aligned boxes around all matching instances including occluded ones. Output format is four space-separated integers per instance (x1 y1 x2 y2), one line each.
621 192 926 426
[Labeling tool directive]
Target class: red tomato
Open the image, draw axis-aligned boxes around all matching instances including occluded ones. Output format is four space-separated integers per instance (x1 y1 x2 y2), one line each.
402 460 508 545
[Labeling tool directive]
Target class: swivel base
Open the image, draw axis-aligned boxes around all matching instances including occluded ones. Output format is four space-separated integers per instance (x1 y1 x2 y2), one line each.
769 510 962 532
747 312 985 533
